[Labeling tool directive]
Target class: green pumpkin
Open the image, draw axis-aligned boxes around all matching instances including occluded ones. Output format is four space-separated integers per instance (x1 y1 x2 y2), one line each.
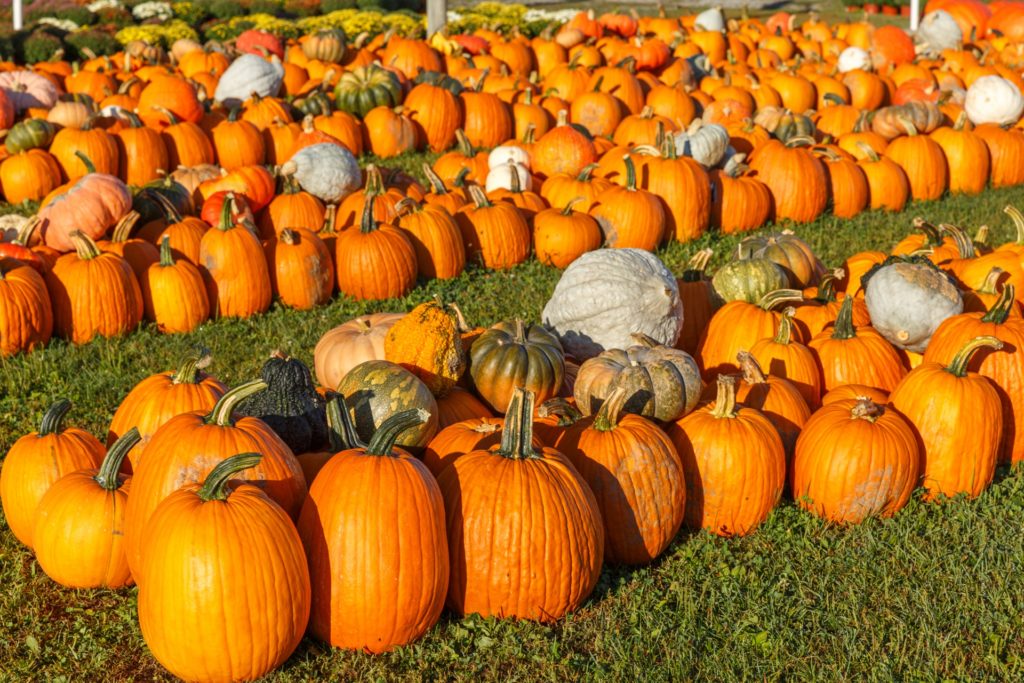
336 359 438 453
301 29 347 63
772 113 816 143
132 180 194 223
469 320 565 414
413 70 464 95
334 64 403 118
737 231 825 289
294 90 334 117
711 258 789 305
5 119 57 154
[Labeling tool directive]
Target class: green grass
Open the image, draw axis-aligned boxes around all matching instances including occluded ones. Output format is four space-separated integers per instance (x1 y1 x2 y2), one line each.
4 154 1024 680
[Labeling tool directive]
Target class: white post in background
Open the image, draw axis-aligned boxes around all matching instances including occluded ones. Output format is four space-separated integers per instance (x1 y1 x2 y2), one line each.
13 0 23 31
910 0 920 31
427 0 447 35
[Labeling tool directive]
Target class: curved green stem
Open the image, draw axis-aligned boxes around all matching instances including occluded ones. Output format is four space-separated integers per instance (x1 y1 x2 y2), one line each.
172 347 211 385
772 307 797 344
197 453 263 502
205 379 268 426
757 288 805 311
365 409 428 456
537 398 582 428
218 193 236 232
946 336 1004 378
38 399 72 436
681 249 712 283
158 236 175 267
326 392 365 452
982 284 1016 325
94 428 140 491
593 387 627 432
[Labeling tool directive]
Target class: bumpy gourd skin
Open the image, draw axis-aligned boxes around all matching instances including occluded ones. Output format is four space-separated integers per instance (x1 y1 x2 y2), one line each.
235 354 328 455
384 301 465 397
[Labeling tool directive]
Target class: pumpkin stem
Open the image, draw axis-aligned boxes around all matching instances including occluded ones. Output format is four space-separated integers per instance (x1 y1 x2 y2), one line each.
94 427 140 491
830 295 857 341
325 392 365 452
69 231 103 260
467 184 492 209
622 154 640 191
320 204 338 235
196 453 263 502
772 308 797 344
359 191 379 234
152 191 184 223
737 351 767 385
757 288 805 311
365 409 428 456
910 217 943 247
498 386 540 460
217 193 237 232
630 332 660 349
454 129 474 157
576 163 597 182
279 228 299 246
814 269 842 303
423 163 449 195
73 150 97 174
593 387 628 432
938 223 975 259
453 166 471 189
982 284 1016 325
977 267 1006 296
513 318 527 344
855 141 880 163
709 375 739 419
38 398 73 436
850 399 881 422
561 197 582 216
681 248 713 282
152 106 181 126
946 336 1004 378
974 225 989 248
536 398 582 428
449 301 472 332
13 217 41 247
110 211 141 243
172 347 212 384
506 159 523 193
205 379 268 426
1004 205 1024 246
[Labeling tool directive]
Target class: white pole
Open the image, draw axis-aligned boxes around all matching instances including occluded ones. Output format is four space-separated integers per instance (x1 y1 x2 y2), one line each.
910 0 920 31
427 0 446 36
13 0 22 31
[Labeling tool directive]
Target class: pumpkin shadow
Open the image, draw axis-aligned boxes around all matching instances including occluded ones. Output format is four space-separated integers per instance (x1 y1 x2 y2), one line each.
344 389 378 442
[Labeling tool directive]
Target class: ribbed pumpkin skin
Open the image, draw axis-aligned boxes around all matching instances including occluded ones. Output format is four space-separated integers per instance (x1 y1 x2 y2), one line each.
885 134 948 201
199 218 272 319
456 199 531 270
668 382 785 537
698 299 801 379
0 258 52 356
793 399 920 523
139 481 310 683
924 322 1024 464
439 448 604 620
890 355 1002 501
333 225 417 301
122 398 306 580
143 246 210 333
435 387 493 429
930 124 990 195
858 154 910 212
423 417 503 477
808 325 907 393
735 368 811 459
404 83 462 152
46 248 143 345
460 91 513 148
974 124 1024 188
32 469 132 588
298 449 448 652
643 155 710 243
748 141 828 223
555 410 685 565
106 367 227 472
395 203 465 280
265 228 334 310
0 403 104 549
748 319 822 409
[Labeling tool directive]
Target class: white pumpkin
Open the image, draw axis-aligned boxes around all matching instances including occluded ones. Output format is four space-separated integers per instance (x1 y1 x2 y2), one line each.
672 119 730 168
214 54 284 106
864 260 963 353
280 143 360 203
0 213 28 243
836 47 872 74
916 10 962 55
485 160 532 193
0 71 60 113
541 248 684 360
694 6 725 32
487 144 530 170
965 75 1024 126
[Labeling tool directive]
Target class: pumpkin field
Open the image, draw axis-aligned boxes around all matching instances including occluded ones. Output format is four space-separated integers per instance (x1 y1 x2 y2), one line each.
4 0 1024 680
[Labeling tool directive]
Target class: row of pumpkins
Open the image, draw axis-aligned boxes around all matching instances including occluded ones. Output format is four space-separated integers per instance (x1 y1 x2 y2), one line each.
4 210 1024 679
4 7 1024 353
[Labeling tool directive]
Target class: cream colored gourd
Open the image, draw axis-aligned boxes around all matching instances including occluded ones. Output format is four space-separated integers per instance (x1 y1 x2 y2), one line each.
485 161 532 193
965 76 1024 126
214 54 284 106
280 143 361 203
542 249 684 359
837 47 871 73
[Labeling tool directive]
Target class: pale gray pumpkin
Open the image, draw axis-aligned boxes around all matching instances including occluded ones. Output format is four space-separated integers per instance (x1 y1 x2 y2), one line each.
214 54 284 106
542 248 683 360
279 143 361 203
672 119 730 167
574 333 702 422
864 259 963 353
916 10 962 56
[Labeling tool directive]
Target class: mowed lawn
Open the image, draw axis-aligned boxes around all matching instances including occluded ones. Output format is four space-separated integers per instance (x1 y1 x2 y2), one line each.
3 154 1024 680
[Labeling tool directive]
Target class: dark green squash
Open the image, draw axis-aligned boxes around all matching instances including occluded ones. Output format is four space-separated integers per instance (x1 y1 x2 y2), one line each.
335 359 439 454
334 64 403 118
235 352 328 455
711 257 789 305
469 320 565 414
5 119 57 155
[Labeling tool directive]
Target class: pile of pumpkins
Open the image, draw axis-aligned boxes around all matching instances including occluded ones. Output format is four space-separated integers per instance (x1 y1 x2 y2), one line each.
5 4 1024 355
4 209 1024 679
